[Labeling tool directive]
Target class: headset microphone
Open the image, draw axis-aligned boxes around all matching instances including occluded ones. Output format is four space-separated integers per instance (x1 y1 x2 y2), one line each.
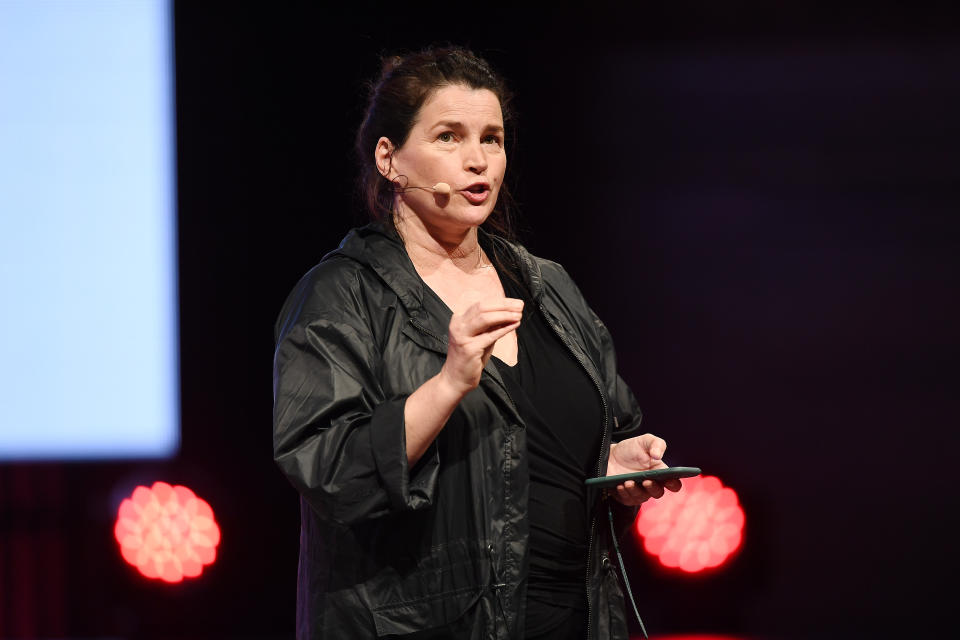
392 177 453 196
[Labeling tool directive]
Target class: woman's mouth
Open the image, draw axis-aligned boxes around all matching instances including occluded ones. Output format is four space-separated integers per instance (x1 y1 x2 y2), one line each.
461 183 490 204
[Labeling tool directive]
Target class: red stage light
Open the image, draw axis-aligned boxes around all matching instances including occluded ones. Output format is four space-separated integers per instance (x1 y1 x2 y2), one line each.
646 635 748 640
114 481 221 583
634 475 744 573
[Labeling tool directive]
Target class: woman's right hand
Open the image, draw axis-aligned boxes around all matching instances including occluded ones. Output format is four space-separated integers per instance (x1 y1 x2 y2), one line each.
439 295 523 395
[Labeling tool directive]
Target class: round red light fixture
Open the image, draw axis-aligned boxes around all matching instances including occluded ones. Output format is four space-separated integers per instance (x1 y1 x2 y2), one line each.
634 474 744 573
114 481 221 583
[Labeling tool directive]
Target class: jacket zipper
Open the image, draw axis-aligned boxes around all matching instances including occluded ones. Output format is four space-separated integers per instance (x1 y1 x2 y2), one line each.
414 306 610 637
539 304 610 640
409 318 446 346
410 316 520 639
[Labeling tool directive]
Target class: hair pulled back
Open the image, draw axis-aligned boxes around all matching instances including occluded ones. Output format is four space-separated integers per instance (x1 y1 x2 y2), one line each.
355 46 516 239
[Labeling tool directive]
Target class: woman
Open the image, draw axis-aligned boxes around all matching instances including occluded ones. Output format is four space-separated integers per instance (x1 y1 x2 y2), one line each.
273 47 681 640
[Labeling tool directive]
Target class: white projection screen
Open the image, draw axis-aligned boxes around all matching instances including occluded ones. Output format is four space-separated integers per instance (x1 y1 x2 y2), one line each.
0 0 179 460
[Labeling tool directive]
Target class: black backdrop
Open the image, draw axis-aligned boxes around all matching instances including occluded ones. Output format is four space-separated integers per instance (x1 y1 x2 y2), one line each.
1 3 958 639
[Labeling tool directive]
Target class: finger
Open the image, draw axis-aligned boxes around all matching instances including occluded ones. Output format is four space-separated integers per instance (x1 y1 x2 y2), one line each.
476 297 524 313
477 320 521 349
616 483 648 506
646 459 669 471
623 480 648 501
462 310 522 336
449 313 518 343
463 297 524 315
641 479 665 499
640 433 667 461
664 478 683 492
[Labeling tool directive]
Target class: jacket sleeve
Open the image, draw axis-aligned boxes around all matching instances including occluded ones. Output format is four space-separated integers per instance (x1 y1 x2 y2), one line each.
544 260 644 443
272 271 440 526
548 263 645 532
583 297 648 535
587 305 644 444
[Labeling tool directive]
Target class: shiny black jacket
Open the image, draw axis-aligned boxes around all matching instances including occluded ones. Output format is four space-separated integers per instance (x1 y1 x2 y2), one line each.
273 222 644 639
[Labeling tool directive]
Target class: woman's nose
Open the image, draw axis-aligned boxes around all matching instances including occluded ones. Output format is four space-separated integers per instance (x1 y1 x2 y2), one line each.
462 140 488 174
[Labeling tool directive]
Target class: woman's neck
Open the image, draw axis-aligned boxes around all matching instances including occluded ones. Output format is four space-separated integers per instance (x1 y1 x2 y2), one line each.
394 210 489 275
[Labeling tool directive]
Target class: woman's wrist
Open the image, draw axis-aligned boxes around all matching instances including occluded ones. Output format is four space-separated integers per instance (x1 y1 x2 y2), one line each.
436 365 476 399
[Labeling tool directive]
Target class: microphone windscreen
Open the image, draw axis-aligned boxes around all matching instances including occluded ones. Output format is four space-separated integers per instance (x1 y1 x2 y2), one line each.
433 182 451 195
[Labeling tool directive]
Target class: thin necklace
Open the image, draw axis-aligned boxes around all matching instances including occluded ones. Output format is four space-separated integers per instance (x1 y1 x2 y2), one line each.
408 242 493 272
395 213 492 271
477 244 494 269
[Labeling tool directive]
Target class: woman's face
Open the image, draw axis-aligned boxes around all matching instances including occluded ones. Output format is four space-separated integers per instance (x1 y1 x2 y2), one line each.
380 84 506 237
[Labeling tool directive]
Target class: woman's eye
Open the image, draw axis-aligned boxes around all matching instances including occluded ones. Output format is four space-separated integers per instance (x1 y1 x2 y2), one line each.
483 135 502 145
437 132 454 143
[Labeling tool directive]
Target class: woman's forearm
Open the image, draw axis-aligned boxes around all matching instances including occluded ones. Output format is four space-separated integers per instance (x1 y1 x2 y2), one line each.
403 372 468 466
403 296 523 466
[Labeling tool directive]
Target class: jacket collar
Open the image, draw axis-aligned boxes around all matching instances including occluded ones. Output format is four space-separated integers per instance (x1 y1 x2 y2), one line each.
329 219 545 319
329 221 534 424
330 220 426 314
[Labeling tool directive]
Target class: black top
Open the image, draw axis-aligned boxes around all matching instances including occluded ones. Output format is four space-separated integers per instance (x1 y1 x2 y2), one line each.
492 270 604 637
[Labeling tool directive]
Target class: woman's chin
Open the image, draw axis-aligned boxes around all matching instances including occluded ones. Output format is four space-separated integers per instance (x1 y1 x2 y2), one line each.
451 200 498 226
412 205 494 234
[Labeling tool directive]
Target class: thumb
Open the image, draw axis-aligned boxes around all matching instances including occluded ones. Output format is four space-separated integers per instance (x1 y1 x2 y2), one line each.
643 434 666 461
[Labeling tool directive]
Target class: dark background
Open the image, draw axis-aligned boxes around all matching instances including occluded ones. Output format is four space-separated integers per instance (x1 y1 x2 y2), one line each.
2 2 958 638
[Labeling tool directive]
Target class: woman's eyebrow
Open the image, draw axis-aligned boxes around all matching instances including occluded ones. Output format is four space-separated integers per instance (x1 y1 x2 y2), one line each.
430 120 466 130
430 120 504 133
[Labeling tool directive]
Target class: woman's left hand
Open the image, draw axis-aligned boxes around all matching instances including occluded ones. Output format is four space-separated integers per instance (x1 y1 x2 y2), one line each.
605 433 683 506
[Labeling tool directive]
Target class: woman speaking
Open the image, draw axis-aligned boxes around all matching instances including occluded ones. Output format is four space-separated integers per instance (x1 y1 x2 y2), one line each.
273 46 681 640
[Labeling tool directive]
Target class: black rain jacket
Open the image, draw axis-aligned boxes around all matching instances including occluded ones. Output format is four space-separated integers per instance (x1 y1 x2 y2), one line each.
273 222 645 639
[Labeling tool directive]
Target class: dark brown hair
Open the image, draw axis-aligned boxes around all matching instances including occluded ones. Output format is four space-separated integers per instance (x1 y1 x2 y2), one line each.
355 46 517 239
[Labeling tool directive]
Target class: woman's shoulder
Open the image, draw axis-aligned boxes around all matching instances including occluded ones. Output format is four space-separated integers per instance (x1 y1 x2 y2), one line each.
274 225 403 341
490 234 585 304
531 254 574 286
487 233 571 284
273 257 361 341
295 251 369 298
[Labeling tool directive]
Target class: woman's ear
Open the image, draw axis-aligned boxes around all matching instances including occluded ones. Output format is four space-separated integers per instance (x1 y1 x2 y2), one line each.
374 137 395 178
